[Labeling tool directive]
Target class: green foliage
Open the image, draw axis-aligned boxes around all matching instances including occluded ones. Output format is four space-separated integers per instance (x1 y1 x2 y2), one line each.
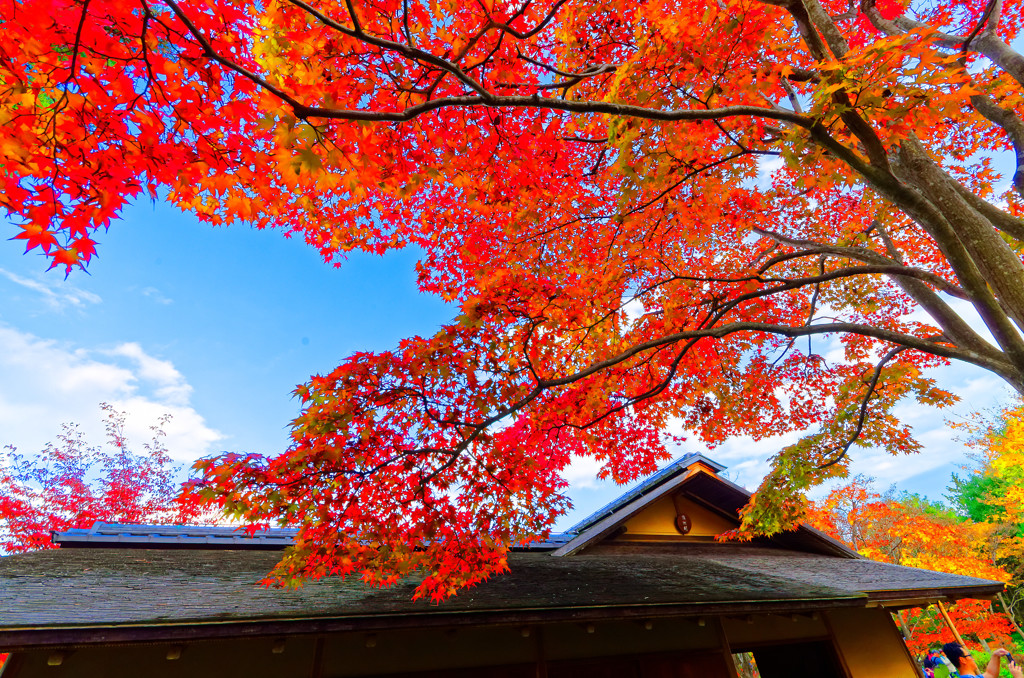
950 472 1011 524
894 490 962 522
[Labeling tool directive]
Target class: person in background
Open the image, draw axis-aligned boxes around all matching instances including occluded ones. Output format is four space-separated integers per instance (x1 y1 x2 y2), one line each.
922 648 944 677
942 642 1023 678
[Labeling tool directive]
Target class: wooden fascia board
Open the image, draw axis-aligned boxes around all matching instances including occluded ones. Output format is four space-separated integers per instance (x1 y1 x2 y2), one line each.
696 471 752 500
551 468 702 557
864 583 1005 606
691 472 860 559
0 595 869 651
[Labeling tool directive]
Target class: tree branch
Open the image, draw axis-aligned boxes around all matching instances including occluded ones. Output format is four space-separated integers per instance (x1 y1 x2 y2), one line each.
799 0 849 59
752 227 969 299
536 320 1012 392
970 94 1024 198
285 0 494 100
818 346 908 470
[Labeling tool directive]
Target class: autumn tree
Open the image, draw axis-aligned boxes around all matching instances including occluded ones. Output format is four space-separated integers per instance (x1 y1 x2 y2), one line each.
951 401 1024 629
806 477 1014 654
6 0 1024 596
0 403 204 553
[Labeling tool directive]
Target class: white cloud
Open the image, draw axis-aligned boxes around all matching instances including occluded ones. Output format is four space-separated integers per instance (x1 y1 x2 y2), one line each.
562 454 606 489
757 156 784 189
0 325 222 464
620 296 645 324
0 267 101 310
105 342 193 406
663 429 802 491
688 364 1013 497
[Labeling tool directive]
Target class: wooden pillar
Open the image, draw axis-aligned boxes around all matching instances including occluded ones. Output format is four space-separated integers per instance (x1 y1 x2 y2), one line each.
937 601 967 647
534 626 547 678
714 616 740 678
309 636 324 678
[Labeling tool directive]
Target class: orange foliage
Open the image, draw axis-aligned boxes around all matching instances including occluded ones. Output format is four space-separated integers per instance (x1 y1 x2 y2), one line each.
807 478 1013 654
5 0 1024 596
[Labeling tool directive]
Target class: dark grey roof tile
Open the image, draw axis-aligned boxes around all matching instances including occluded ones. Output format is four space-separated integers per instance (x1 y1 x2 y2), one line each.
0 542 1000 632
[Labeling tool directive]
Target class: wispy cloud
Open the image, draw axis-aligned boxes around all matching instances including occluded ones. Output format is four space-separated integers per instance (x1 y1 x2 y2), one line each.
0 267 101 310
141 286 173 305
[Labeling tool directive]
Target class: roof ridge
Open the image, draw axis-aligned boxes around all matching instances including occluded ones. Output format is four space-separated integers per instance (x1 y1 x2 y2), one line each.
52 522 576 552
52 522 301 550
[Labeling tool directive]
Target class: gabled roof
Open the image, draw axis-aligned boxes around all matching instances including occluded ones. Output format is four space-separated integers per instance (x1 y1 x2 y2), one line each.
551 454 858 558
565 454 727 534
48 454 856 559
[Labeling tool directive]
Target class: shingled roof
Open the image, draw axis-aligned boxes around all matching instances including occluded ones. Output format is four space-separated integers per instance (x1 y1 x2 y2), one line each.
0 454 1005 650
0 541 1002 649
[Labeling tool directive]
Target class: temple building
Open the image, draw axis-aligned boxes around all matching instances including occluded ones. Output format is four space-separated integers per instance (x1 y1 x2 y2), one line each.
0 454 1003 677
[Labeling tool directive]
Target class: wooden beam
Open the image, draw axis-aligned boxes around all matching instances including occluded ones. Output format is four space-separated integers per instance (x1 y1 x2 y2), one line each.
867 597 943 610
713 616 740 678
937 601 967 647
0 597 866 651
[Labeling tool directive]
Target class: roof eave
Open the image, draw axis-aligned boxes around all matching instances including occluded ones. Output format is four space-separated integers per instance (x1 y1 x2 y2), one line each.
0 594 869 651
864 582 1005 607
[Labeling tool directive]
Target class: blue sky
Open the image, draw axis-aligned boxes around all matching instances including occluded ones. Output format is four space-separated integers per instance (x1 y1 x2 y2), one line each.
0 200 1015 529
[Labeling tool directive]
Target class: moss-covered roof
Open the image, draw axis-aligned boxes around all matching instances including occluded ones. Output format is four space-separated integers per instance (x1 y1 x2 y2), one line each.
0 456 1003 648
0 541 1001 648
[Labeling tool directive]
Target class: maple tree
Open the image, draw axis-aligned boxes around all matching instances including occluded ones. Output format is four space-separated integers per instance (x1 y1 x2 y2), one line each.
0 403 204 553
806 477 1015 655
5 0 1024 596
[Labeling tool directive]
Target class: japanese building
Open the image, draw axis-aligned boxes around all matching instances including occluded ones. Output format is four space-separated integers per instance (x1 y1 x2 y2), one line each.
0 454 1003 677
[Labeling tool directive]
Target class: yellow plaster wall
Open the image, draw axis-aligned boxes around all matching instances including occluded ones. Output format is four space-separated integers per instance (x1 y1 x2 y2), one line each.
619 494 737 539
826 607 920 678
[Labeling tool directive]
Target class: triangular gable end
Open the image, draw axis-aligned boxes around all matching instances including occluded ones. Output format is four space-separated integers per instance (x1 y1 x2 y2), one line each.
551 454 858 559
